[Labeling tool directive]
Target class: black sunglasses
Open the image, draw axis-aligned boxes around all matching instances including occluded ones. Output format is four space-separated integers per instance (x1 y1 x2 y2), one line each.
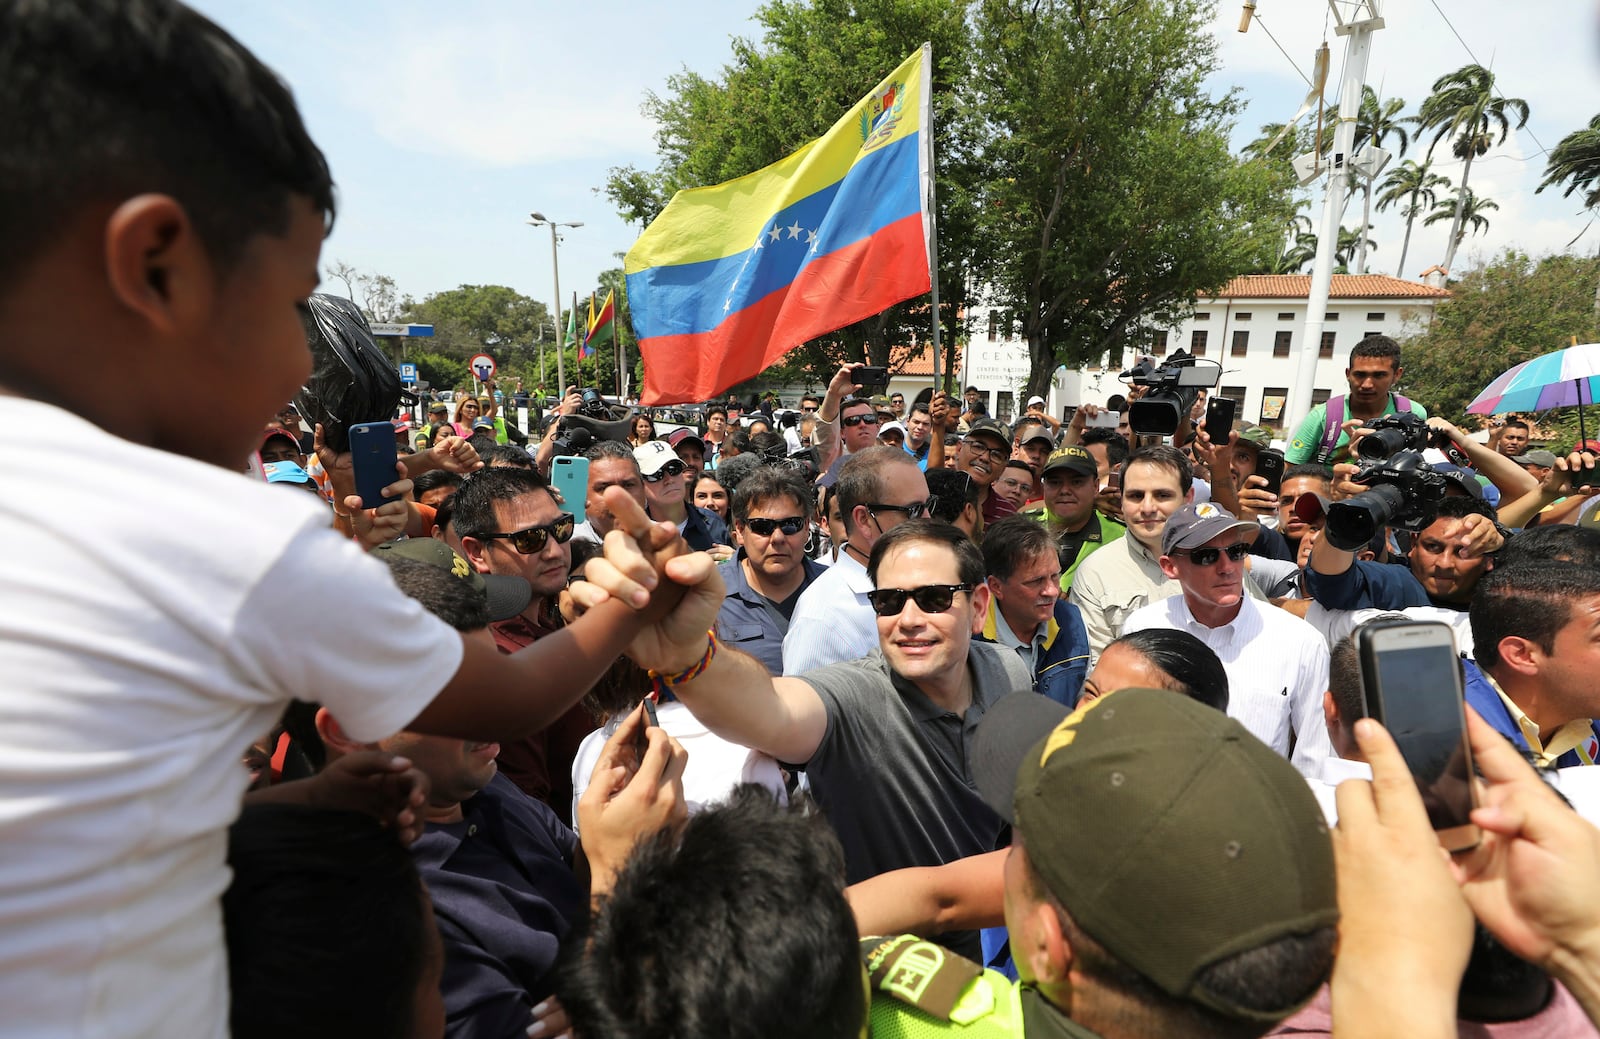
1172 542 1250 567
479 513 576 554
743 515 807 536
841 413 880 427
642 460 687 483
866 496 939 520
867 583 974 617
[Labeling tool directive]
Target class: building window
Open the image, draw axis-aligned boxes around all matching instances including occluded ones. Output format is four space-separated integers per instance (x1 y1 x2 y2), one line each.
987 313 999 342
1190 330 1208 357
1366 312 1386 321
1324 312 1339 321
1235 312 1252 322
996 391 1014 423
1221 385 1248 407
1277 312 1294 321
1231 330 1249 357
1261 387 1290 427
1153 331 1168 356
1273 330 1292 358
1312 388 1332 407
1194 312 1210 321
1319 331 1336 359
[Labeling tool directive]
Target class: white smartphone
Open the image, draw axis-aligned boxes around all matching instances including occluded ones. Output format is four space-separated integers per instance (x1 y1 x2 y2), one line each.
1356 620 1480 853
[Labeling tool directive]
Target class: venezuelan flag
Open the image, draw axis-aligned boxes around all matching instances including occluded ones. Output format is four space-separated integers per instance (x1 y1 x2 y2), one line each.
626 45 933 405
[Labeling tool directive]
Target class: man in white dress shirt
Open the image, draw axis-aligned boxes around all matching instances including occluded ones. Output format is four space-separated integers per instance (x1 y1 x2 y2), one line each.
1122 502 1333 775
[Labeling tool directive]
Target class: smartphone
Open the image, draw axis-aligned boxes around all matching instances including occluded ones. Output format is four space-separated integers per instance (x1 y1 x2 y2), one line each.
1204 396 1237 443
1254 449 1286 496
1356 620 1480 852
348 421 400 508
853 366 889 394
1087 410 1121 429
1104 469 1122 494
635 698 659 762
550 456 590 525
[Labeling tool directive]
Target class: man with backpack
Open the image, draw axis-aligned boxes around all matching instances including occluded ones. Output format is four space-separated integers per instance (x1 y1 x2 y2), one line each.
1284 335 1428 466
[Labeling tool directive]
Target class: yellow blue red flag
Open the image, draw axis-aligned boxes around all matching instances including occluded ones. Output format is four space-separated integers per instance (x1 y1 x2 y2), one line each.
625 45 934 405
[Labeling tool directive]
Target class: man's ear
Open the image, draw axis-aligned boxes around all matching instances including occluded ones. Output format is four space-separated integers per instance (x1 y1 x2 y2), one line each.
969 581 993 633
1322 689 1341 736
459 535 492 574
1184 487 1196 504
1495 636 1541 678
1158 555 1180 580
103 194 212 335
314 707 367 756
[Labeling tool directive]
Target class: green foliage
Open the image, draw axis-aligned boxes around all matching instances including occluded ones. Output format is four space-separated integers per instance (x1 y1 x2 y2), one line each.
1539 113 1600 211
1376 159 1452 278
1402 250 1600 423
410 352 469 394
400 286 553 371
970 0 1295 397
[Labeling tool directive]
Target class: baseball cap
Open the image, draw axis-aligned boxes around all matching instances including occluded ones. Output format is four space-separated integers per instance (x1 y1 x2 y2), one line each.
1233 425 1273 450
878 420 908 440
471 418 497 432
965 417 1012 448
428 402 449 414
1433 463 1485 501
1161 502 1260 556
633 439 681 477
1026 395 1046 408
1513 449 1557 468
973 688 1337 1023
1040 444 1097 479
1579 440 1600 454
666 428 706 453
371 538 533 623
392 418 413 433
263 461 313 485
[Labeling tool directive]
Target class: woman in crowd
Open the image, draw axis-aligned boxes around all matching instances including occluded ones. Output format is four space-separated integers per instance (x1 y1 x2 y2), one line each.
629 415 656 447
693 474 729 522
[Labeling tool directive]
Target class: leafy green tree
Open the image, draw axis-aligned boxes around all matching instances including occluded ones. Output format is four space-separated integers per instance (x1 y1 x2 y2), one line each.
1376 159 1451 279
1402 250 1600 422
970 0 1295 399
1423 188 1498 262
399 286 552 379
1540 113 1600 210
1414 64 1529 276
410 352 469 396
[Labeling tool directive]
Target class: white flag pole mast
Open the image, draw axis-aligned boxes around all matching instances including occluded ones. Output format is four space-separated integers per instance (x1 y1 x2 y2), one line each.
918 41 942 392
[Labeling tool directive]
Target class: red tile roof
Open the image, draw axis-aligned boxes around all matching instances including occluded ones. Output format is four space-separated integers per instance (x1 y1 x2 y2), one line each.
890 342 963 377
1209 274 1451 300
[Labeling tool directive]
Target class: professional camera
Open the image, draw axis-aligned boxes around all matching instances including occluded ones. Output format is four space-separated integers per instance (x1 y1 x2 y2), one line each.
1324 448 1451 552
1355 411 1433 460
576 388 611 420
1120 350 1222 437
548 401 635 458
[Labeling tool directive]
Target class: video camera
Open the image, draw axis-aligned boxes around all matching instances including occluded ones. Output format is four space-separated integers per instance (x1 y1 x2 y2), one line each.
1324 448 1451 552
1120 350 1221 437
548 390 633 458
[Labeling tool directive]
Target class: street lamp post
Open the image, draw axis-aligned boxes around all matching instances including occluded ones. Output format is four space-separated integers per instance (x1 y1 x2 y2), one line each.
528 212 584 395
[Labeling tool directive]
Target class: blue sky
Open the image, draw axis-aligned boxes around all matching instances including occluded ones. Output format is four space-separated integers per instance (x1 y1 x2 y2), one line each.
192 0 1600 318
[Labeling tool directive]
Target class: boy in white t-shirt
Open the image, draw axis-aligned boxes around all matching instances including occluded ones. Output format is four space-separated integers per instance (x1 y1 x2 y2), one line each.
0 4 684 1037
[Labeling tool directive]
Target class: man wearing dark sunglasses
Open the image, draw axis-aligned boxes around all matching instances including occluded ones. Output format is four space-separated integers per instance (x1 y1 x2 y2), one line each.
611 518 1029 962
635 440 731 558
1122 502 1333 773
714 468 826 676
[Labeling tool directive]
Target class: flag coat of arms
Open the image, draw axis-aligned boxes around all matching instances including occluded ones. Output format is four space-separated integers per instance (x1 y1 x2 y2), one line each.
625 45 934 404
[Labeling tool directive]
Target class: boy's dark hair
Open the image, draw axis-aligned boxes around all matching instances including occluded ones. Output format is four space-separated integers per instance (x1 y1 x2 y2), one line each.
556 787 864 1039
1328 635 1365 729
1418 493 1497 532
983 514 1058 582
924 468 980 525
727 430 752 455
749 430 789 462
706 404 728 420
1471 562 1600 670
1282 463 1332 486
448 466 554 542
1 0 336 284
480 443 535 469
375 556 488 632
867 518 985 589
585 438 640 465
1496 523 1600 569
411 469 463 502
1004 458 1036 477
1503 419 1531 434
730 467 814 526
224 804 431 1039
1105 630 1230 714
1125 444 1194 495
1348 334 1401 369
1081 427 1131 467
910 401 932 418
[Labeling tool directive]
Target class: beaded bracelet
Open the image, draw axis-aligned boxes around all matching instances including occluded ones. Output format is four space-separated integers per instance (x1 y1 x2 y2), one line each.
648 630 718 703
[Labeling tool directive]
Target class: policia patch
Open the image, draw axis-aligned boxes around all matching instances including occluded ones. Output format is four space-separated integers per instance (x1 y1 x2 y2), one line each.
861 935 982 1020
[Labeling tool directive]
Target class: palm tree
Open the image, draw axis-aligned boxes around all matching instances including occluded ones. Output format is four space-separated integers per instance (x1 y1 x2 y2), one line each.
1318 88 1411 273
1414 64 1529 275
1334 225 1378 270
1376 159 1452 279
1538 113 1600 210
1424 189 1499 262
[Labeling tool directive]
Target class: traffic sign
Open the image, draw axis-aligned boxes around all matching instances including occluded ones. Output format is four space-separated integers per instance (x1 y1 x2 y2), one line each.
369 323 435 338
398 363 418 384
469 353 497 382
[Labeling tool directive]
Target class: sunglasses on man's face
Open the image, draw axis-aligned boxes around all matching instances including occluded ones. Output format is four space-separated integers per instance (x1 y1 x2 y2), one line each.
867 583 974 617
841 413 880 428
642 460 687 483
480 513 576 554
743 515 806 537
866 497 939 521
1172 542 1250 567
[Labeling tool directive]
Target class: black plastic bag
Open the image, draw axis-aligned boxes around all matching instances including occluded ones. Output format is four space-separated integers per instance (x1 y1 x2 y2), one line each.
293 294 407 454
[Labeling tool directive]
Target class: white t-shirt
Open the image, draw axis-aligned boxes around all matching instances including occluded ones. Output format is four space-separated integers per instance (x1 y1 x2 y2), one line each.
0 400 464 1039
569 701 787 829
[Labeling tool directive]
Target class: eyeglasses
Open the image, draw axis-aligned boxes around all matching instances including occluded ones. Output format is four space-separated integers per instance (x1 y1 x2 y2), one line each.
866 497 939 520
962 441 1009 463
1172 542 1251 567
478 514 576 554
642 460 687 482
801 405 819 413
841 413 880 428
743 515 807 537
867 584 974 617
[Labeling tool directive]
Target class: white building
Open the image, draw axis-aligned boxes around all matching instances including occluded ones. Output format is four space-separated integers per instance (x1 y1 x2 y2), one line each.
961 273 1450 430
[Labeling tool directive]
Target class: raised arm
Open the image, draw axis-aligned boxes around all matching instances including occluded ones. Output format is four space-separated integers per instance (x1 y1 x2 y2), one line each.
1426 417 1536 501
847 849 1007 938
813 364 859 473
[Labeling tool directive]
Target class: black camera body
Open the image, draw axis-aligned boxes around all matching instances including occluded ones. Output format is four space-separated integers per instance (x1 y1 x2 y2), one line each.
1120 350 1221 437
1356 411 1433 460
1325 448 1451 551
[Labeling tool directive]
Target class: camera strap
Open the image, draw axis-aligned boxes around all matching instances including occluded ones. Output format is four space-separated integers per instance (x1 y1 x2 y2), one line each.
1318 393 1413 465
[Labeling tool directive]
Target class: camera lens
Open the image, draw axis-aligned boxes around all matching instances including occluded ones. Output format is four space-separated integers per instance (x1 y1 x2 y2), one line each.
1357 427 1409 460
1324 484 1406 552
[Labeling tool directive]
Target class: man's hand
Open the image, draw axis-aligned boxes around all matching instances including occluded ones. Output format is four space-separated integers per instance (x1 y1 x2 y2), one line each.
1332 717 1474 1029
1330 462 1365 501
1237 475 1278 519
307 750 431 846
425 434 483 476
1451 709 1600 974
312 423 356 512
1424 416 1466 449
826 363 863 403
578 704 689 896
558 391 582 416
929 391 951 429
1545 451 1600 500
1436 512 1503 559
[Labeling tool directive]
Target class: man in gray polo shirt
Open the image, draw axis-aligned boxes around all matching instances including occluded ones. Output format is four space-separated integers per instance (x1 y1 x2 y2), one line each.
611 518 1029 959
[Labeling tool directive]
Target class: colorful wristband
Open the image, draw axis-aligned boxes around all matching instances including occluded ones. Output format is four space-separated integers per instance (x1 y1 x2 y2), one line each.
648 630 717 703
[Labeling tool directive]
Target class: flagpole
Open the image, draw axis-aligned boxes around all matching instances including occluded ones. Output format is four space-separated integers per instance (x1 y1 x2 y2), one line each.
917 42 942 394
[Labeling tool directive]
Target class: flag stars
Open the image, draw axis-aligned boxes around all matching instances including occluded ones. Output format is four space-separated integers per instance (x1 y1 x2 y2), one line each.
787 221 803 239
768 225 783 243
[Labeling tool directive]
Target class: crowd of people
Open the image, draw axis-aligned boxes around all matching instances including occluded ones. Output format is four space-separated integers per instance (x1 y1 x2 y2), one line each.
8 3 1600 1039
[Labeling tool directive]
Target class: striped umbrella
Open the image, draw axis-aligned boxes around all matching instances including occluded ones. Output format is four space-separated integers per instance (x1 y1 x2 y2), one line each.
1467 342 1600 444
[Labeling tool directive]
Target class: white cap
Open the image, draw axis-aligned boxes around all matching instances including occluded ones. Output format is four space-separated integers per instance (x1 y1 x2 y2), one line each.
878 420 908 440
1027 395 1046 408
